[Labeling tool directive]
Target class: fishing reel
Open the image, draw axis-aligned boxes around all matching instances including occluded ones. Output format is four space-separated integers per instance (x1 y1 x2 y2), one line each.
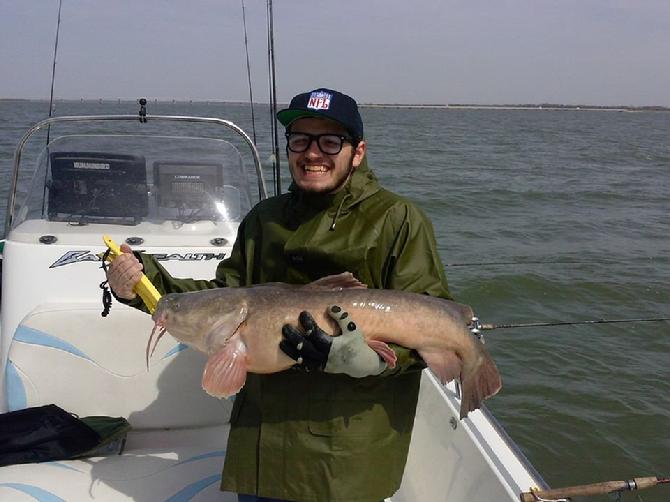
469 317 485 344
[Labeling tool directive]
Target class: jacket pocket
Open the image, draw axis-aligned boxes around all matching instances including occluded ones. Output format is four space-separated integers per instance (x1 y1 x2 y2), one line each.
307 398 392 438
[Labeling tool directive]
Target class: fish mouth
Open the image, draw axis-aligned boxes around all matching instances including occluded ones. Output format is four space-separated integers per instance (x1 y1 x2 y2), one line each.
147 314 167 368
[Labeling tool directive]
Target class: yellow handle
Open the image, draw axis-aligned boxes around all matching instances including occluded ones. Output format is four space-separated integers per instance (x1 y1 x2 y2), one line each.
102 235 162 314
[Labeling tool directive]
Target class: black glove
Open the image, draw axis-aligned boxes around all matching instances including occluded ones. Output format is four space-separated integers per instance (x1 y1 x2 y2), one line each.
280 305 387 377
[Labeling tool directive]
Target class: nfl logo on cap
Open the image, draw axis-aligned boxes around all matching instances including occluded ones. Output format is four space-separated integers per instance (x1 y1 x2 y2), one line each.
276 87 364 140
307 90 332 111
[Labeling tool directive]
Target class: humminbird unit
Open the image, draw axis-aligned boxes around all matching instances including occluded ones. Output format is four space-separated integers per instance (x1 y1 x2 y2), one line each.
48 152 148 223
154 162 225 221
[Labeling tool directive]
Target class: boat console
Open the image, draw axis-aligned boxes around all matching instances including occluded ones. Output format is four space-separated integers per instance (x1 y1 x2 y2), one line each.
48 151 149 224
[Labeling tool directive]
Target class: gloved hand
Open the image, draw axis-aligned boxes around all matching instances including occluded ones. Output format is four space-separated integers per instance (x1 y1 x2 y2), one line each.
280 305 388 378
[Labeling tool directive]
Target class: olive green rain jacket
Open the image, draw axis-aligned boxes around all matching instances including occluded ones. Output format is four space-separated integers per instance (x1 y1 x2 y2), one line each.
130 160 452 502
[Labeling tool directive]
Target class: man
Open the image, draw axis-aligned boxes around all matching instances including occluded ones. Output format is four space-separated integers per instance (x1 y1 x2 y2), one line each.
107 88 452 502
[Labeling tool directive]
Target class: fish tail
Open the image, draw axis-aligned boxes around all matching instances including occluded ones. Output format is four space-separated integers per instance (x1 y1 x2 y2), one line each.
459 347 502 419
421 349 462 385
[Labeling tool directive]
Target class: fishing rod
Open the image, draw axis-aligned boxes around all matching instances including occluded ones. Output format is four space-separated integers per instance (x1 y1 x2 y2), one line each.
266 0 281 196
519 475 669 501
240 0 257 144
46 0 64 145
40 0 64 219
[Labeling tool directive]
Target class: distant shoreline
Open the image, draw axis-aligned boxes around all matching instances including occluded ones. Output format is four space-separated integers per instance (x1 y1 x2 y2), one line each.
361 103 670 112
1 98 668 112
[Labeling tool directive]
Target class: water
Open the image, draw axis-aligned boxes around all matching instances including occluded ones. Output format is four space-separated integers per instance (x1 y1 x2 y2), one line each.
1 100 669 500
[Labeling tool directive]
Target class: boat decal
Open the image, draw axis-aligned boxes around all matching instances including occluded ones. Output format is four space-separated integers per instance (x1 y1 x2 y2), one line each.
163 343 190 359
163 474 221 502
50 251 100 268
151 252 227 262
174 450 227 466
5 360 27 411
14 326 92 362
49 251 227 268
0 483 66 502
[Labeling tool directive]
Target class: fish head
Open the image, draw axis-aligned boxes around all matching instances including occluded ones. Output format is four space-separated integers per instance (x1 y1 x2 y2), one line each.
152 289 248 352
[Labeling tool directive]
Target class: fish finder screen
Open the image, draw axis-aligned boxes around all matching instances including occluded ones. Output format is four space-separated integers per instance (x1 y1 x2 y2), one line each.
48 152 148 222
154 162 225 221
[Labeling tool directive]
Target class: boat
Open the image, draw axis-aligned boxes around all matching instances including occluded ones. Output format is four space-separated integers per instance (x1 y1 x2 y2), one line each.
0 112 546 501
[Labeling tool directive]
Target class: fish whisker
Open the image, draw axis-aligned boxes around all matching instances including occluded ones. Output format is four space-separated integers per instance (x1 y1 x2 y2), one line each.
147 322 167 369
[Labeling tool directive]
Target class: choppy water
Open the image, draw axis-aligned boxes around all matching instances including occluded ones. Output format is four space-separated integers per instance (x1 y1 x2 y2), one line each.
1 100 669 501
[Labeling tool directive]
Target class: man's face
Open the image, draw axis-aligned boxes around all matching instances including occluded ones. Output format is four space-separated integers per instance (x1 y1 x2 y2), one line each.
287 117 366 194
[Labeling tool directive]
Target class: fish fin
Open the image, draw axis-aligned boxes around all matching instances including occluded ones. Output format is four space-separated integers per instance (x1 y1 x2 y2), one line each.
420 349 462 385
304 272 368 290
201 334 248 398
458 348 502 419
367 340 397 369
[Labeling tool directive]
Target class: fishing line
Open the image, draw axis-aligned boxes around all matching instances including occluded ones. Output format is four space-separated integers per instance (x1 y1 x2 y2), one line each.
446 257 669 267
46 0 63 145
446 259 605 267
479 317 670 331
240 0 257 144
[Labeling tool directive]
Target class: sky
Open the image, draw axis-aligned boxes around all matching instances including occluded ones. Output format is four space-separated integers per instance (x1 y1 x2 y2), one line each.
1 0 669 106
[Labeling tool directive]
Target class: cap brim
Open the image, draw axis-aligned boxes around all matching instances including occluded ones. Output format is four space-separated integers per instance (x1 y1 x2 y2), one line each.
276 109 348 131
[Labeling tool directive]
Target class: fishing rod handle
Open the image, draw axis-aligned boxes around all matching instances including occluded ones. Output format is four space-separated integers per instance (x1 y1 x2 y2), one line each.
520 477 658 501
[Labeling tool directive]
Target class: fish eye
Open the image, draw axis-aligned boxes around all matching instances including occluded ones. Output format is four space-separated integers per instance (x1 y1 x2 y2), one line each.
164 293 181 311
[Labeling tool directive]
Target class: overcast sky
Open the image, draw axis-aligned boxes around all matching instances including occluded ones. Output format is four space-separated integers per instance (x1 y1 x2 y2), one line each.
1 0 669 106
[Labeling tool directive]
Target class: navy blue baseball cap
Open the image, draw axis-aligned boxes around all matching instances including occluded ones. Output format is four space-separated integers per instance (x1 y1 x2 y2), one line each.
277 88 364 140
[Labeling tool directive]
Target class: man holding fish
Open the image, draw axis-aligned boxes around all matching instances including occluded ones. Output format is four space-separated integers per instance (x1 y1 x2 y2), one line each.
107 88 498 502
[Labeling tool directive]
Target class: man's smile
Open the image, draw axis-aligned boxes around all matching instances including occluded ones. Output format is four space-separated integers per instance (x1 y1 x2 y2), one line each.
302 164 329 173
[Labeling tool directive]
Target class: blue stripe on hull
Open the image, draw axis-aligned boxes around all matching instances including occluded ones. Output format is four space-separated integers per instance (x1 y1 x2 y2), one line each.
13 326 92 361
5 360 27 411
164 474 222 502
0 483 66 502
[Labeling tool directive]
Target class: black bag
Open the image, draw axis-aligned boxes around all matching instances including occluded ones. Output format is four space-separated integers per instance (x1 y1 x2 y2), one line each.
0 404 121 467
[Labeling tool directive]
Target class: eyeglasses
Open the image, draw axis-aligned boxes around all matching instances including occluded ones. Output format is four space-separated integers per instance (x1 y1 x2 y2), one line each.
285 132 355 155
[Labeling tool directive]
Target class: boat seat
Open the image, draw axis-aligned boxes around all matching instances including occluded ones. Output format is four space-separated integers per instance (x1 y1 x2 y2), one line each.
0 426 235 501
1 302 235 501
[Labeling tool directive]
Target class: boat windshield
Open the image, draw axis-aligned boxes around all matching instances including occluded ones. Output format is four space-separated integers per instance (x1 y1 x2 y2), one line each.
12 134 254 230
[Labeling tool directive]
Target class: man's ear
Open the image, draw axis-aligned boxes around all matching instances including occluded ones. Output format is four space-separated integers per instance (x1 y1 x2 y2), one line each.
352 140 367 168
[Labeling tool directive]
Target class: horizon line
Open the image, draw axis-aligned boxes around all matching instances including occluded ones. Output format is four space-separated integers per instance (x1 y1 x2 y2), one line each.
1 97 668 111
